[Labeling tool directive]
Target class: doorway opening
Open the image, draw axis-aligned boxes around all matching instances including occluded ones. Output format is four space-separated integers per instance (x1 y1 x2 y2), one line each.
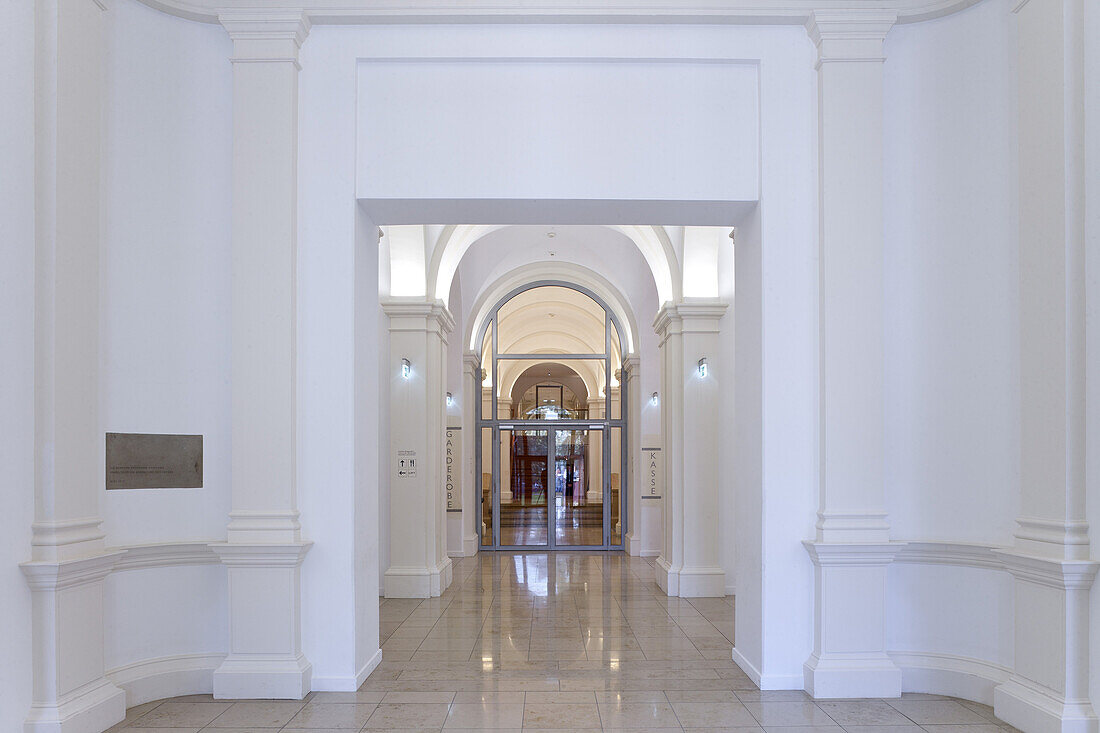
476 282 627 550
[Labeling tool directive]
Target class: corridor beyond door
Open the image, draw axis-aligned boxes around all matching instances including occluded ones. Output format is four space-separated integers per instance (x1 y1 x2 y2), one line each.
478 284 628 550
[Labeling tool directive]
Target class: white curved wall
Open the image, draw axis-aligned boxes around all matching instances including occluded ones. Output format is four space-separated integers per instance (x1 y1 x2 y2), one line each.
99 0 234 701
884 0 1019 547
1 0 37 728
882 0 1019 699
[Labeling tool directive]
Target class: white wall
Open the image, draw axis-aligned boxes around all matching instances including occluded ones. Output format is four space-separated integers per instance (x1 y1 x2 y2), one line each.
298 28 383 684
1085 0 1100 711
0 0 38 727
101 0 233 545
99 0 233 681
881 0 1020 698
717 230 737 593
357 55 759 203
883 0 1019 546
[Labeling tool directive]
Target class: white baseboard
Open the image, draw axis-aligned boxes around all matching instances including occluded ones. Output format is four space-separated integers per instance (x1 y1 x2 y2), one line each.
732 646 762 687
311 648 383 692
107 653 226 707
731 647 815 691
724 582 736 596
890 651 1009 706
995 675 1098 733
625 531 641 556
24 677 127 733
463 534 479 556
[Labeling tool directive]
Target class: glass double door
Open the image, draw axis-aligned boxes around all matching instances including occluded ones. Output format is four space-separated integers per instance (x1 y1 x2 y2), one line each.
482 425 621 549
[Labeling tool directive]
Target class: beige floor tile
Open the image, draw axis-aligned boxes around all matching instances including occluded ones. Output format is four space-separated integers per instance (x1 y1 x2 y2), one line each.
363 702 452 729
382 691 458 703
671 701 760 728
443 702 525 728
130 702 232 728
743 702 837 727
886 702 992 725
817 701 915 727
597 700 680 728
207 700 306 728
285 702 377 729
523 702 604 728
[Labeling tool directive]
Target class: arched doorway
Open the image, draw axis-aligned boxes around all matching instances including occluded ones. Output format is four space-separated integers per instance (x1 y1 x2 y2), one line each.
475 282 627 550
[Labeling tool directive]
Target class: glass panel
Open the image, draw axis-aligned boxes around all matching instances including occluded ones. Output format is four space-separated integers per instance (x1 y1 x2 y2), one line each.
610 316 623 420
497 285 607 355
610 427 623 547
499 359 605 420
501 429 548 546
554 428 604 546
480 427 493 547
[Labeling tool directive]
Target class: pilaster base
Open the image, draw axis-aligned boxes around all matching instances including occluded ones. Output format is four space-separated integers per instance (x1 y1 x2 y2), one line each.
804 653 902 699
803 541 904 699
625 530 640 556
995 677 1098 733
463 533 479 556
678 565 726 597
384 558 453 598
213 655 311 700
24 678 126 733
992 551 1099 733
22 552 127 733
655 555 678 596
210 542 312 700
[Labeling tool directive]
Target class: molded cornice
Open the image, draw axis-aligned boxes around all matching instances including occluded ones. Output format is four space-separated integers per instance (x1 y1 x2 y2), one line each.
137 0 984 27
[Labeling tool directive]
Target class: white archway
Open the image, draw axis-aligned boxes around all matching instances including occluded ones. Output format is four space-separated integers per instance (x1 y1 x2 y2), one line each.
464 261 641 355
432 225 681 311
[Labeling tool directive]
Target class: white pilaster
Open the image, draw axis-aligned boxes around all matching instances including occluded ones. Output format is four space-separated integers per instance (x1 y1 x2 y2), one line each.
803 10 903 699
25 1 126 729
213 10 313 700
654 301 727 598
461 352 481 556
622 356 642 556
993 2 1098 732
383 299 454 598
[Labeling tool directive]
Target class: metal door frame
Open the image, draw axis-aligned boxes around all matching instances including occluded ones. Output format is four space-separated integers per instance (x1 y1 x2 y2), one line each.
475 281 627 552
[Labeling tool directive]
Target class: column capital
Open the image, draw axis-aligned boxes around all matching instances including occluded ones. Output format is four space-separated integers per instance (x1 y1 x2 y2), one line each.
653 299 728 337
381 298 455 336
622 354 641 373
463 350 481 372
219 10 311 64
805 10 896 65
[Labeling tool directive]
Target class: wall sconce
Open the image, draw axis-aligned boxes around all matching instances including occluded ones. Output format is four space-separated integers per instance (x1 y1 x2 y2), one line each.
446 392 454 407
401 358 411 379
698 357 708 378
651 392 659 406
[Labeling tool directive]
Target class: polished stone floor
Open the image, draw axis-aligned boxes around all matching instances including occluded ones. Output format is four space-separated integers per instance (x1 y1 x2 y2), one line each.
109 552 1017 732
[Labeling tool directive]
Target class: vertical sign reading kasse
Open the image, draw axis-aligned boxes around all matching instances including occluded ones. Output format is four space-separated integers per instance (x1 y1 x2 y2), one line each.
642 446 662 499
445 426 461 511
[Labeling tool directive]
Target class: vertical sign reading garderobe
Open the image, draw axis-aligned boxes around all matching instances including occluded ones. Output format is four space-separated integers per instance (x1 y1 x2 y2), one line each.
445 425 462 511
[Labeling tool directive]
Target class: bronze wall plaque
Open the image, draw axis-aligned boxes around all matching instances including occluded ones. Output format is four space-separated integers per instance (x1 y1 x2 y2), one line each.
106 433 203 490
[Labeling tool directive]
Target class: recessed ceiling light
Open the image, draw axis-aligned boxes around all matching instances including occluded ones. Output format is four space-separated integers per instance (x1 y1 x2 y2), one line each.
547 231 556 238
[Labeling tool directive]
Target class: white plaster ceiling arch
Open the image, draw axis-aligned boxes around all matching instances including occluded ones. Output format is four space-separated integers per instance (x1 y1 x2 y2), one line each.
496 302 610 356
433 225 681 309
508 362 590 407
465 262 640 355
496 355 602 403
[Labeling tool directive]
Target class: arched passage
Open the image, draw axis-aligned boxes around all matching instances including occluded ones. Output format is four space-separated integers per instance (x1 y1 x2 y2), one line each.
431 224 682 308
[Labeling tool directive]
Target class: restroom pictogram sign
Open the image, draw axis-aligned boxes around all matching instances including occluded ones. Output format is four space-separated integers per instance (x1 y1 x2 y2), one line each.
396 449 417 479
